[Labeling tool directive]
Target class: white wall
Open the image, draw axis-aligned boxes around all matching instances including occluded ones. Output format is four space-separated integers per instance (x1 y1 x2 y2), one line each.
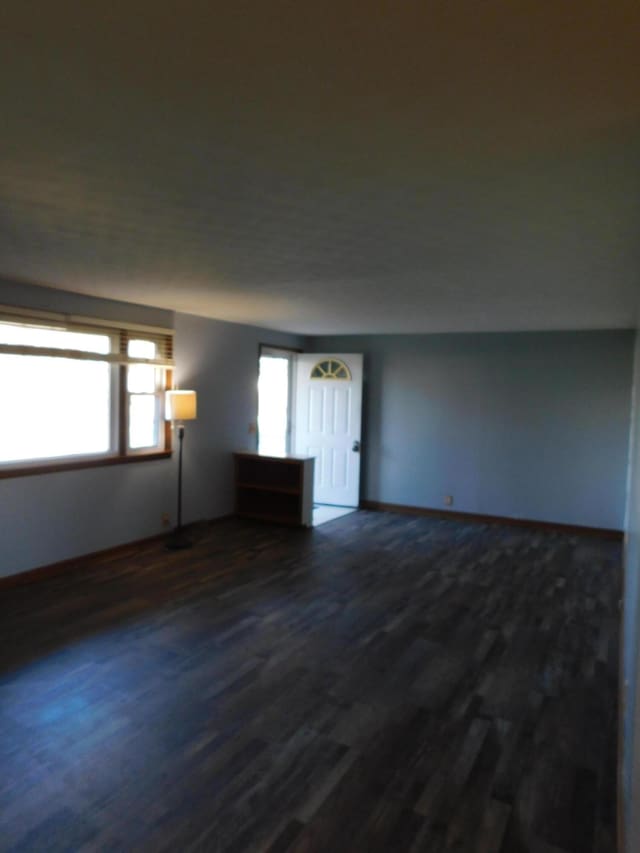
0 281 302 577
311 330 634 530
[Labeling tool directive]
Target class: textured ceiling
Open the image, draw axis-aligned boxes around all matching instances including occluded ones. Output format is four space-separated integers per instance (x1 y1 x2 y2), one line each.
1 1 639 334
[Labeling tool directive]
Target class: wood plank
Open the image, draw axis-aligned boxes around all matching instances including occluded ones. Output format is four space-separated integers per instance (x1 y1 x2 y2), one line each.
0 511 620 852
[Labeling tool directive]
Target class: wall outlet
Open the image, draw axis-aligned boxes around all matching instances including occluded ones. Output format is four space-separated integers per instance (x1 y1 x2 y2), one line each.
444 495 454 506
161 512 171 528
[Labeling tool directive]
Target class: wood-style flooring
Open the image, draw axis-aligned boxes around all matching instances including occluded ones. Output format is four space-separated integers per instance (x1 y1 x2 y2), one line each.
0 512 620 852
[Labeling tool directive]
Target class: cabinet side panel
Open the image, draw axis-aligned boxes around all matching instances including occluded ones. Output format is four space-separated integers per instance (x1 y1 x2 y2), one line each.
301 458 314 526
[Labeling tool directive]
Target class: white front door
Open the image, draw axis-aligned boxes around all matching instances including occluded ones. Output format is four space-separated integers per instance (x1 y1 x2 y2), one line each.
294 353 363 507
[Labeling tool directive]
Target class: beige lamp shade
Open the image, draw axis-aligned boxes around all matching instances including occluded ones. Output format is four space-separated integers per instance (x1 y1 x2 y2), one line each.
165 390 197 421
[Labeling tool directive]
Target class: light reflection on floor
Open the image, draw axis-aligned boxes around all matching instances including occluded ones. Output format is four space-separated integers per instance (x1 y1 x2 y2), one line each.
312 505 356 527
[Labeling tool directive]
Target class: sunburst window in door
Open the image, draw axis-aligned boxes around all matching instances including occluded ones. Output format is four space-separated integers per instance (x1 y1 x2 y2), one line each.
310 358 351 380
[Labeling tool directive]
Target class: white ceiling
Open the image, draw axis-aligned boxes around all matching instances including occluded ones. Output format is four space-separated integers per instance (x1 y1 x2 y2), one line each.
1 1 639 334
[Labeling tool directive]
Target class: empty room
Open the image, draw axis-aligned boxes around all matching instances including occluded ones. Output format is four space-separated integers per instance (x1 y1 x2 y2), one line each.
1 2 640 852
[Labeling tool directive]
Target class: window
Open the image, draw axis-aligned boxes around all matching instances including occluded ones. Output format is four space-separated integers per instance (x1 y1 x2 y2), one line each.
126 339 164 451
257 347 294 456
0 306 174 475
310 358 351 379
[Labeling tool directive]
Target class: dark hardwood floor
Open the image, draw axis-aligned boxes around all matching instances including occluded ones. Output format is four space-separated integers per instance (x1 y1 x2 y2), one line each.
0 512 620 852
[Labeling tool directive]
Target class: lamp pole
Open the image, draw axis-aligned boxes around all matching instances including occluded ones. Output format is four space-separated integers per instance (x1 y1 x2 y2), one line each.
167 422 190 549
176 423 185 532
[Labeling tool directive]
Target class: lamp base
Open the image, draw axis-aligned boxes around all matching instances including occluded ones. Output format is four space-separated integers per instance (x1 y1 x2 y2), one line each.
165 529 192 550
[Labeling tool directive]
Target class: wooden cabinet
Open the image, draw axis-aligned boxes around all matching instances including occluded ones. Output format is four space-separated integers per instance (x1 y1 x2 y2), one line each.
234 452 314 526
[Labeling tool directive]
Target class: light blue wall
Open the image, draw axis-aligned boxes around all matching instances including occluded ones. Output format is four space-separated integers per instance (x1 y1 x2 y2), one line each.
0 280 634 578
623 329 640 852
310 330 634 530
173 312 301 526
0 281 302 577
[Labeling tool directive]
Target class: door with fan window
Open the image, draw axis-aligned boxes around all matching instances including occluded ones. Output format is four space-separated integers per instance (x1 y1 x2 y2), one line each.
293 354 363 507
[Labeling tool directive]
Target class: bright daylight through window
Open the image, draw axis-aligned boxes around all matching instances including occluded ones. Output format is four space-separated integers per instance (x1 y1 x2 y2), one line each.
257 352 291 456
0 311 174 470
127 338 163 451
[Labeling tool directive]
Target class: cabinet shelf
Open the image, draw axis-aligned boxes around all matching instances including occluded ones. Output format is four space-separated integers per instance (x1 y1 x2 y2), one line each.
236 481 300 495
234 453 314 527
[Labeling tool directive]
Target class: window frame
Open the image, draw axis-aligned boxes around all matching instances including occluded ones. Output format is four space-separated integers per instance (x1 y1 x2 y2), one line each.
0 306 175 479
123 337 170 456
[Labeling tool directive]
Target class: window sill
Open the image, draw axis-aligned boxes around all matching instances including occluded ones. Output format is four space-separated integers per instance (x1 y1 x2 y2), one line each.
0 451 172 480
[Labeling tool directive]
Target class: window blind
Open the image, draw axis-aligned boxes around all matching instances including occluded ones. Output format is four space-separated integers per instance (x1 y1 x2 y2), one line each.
0 304 175 367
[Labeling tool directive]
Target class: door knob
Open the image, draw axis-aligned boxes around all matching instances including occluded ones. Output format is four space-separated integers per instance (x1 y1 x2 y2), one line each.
352 440 361 453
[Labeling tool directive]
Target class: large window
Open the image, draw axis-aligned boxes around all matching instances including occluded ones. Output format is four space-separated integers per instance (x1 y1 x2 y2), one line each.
0 307 174 474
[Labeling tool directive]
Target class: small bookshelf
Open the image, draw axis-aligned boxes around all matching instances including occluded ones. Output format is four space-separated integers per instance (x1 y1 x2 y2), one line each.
234 452 314 526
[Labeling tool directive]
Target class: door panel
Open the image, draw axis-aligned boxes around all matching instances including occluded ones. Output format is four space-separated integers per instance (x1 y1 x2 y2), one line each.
308 386 325 433
332 387 351 435
332 448 348 489
294 353 363 507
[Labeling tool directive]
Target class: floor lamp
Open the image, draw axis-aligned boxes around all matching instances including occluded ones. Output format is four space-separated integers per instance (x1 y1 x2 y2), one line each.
165 389 198 549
